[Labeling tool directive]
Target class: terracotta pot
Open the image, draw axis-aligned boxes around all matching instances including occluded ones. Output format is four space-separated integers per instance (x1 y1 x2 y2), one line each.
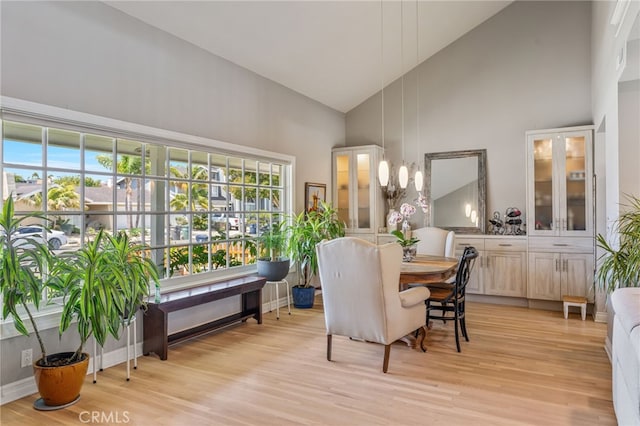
33 352 89 407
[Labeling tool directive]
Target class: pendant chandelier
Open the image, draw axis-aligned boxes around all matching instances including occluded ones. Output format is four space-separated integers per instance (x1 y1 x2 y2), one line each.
377 0 389 187
398 0 409 189
414 0 424 193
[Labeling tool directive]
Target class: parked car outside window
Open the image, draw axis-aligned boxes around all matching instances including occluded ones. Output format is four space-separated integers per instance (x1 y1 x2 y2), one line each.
14 226 68 250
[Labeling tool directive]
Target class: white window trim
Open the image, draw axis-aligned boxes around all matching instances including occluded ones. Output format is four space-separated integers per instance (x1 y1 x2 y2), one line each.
0 96 297 339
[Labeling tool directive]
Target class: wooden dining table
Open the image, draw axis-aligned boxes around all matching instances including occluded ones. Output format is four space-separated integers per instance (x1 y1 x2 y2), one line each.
399 255 459 290
397 254 459 348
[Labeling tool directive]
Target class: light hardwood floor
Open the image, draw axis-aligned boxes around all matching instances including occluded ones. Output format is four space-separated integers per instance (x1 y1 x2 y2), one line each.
1 298 615 425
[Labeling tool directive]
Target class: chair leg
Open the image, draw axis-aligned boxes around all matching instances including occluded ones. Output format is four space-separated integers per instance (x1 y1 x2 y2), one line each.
454 311 461 353
426 300 432 330
461 316 470 342
418 326 428 353
327 335 332 361
382 344 391 373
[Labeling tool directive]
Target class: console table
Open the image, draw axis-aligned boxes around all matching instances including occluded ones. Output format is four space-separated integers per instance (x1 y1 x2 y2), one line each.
143 275 266 360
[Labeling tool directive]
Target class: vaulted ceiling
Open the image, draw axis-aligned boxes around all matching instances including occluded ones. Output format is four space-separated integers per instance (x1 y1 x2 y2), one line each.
105 1 512 113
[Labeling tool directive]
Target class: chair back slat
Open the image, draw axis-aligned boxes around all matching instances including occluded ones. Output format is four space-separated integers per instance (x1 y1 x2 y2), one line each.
454 246 478 296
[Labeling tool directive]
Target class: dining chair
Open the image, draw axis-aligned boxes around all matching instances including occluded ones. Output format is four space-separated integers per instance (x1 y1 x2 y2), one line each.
316 237 431 373
413 227 456 258
424 246 478 352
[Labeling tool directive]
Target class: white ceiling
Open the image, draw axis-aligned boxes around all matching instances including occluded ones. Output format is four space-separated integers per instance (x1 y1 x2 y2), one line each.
105 1 512 113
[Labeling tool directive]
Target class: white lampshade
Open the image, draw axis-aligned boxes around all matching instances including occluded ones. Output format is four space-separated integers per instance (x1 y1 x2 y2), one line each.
414 170 423 192
471 210 477 223
378 160 389 187
398 165 409 189
465 203 471 217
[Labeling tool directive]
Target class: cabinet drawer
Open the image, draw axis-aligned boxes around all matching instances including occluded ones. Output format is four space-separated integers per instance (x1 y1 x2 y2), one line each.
528 237 593 253
485 238 527 251
455 236 485 251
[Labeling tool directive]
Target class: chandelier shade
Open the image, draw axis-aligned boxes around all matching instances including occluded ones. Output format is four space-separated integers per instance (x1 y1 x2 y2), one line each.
378 159 390 187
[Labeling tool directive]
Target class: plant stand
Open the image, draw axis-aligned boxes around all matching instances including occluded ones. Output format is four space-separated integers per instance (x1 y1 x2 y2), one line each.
266 279 291 319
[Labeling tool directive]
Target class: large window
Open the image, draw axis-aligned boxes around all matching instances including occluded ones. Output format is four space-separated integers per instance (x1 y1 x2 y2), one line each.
1 118 290 288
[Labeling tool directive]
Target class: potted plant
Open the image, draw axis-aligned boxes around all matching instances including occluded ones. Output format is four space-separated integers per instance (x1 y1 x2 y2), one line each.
0 197 159 410
596 195 640 292
256 221 290 282
286 202 345 308
390 230 420 262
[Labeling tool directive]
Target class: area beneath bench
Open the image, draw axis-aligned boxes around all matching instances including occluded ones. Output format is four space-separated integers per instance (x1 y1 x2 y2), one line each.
143 275 267 360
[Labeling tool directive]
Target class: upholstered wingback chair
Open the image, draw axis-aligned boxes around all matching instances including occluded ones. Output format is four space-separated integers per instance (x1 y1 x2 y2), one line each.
413 227 456 258
316 237 430 373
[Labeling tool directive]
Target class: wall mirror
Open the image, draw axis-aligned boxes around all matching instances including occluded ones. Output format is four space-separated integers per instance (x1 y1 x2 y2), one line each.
425 149 487 234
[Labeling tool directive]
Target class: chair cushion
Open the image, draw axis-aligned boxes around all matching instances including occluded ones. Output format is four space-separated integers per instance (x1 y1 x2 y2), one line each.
429 286 455 302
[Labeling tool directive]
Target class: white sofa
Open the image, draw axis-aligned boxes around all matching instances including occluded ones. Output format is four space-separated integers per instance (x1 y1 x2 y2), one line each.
611 287 640 425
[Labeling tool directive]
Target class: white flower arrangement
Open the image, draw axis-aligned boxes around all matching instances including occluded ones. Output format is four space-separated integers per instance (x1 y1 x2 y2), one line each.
388 202 416 225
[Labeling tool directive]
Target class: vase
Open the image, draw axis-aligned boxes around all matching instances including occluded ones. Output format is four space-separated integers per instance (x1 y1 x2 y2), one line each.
387 209 399 232
402 245 417 262
402 219 411 239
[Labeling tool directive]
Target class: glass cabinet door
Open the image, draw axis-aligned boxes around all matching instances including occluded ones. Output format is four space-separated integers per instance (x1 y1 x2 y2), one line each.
528 130 592 237
335 153 351 227
355 152 371 229
562 135 587 232
532 136 554 232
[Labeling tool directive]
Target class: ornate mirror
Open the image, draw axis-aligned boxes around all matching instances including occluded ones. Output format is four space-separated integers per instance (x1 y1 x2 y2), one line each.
425 149 487 234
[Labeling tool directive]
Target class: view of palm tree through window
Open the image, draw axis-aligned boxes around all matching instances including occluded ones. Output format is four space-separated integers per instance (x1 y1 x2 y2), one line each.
1 120 289 287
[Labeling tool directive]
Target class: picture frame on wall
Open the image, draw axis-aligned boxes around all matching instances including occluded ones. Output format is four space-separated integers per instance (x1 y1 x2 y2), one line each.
304 182 326 213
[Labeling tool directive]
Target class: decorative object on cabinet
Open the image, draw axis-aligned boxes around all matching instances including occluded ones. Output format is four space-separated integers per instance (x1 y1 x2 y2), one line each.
489 211 504 235
504 207 525 235
424 149 487 234
332 145 384 239
304 182 326 214
596 194 640 294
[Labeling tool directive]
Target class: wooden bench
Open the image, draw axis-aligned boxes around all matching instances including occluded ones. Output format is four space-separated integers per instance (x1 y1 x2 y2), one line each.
143 275 266 360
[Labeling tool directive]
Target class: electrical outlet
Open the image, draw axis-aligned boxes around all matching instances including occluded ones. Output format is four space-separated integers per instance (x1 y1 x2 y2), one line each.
21 348 32 368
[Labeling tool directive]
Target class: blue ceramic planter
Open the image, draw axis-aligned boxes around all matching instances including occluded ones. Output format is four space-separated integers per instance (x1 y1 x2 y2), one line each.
292 286 315 309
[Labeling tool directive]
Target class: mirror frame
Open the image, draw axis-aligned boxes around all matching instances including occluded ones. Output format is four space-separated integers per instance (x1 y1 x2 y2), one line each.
425 149 487 234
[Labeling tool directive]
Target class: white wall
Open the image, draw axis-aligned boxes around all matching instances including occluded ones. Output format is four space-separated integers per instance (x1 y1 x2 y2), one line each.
618 80 640 203
346 1 592 227
0 1 345 213
0 1 344 393
590 1 640 319
591 1 640 236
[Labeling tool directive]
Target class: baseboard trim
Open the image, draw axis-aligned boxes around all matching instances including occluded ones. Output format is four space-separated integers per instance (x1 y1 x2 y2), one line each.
594 311 609 323
1 343 143 406
0 376 36 405
262 296 291 315
604 335 613 363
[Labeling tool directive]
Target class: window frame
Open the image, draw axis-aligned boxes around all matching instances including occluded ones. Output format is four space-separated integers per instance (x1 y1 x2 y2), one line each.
0 96 295 298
